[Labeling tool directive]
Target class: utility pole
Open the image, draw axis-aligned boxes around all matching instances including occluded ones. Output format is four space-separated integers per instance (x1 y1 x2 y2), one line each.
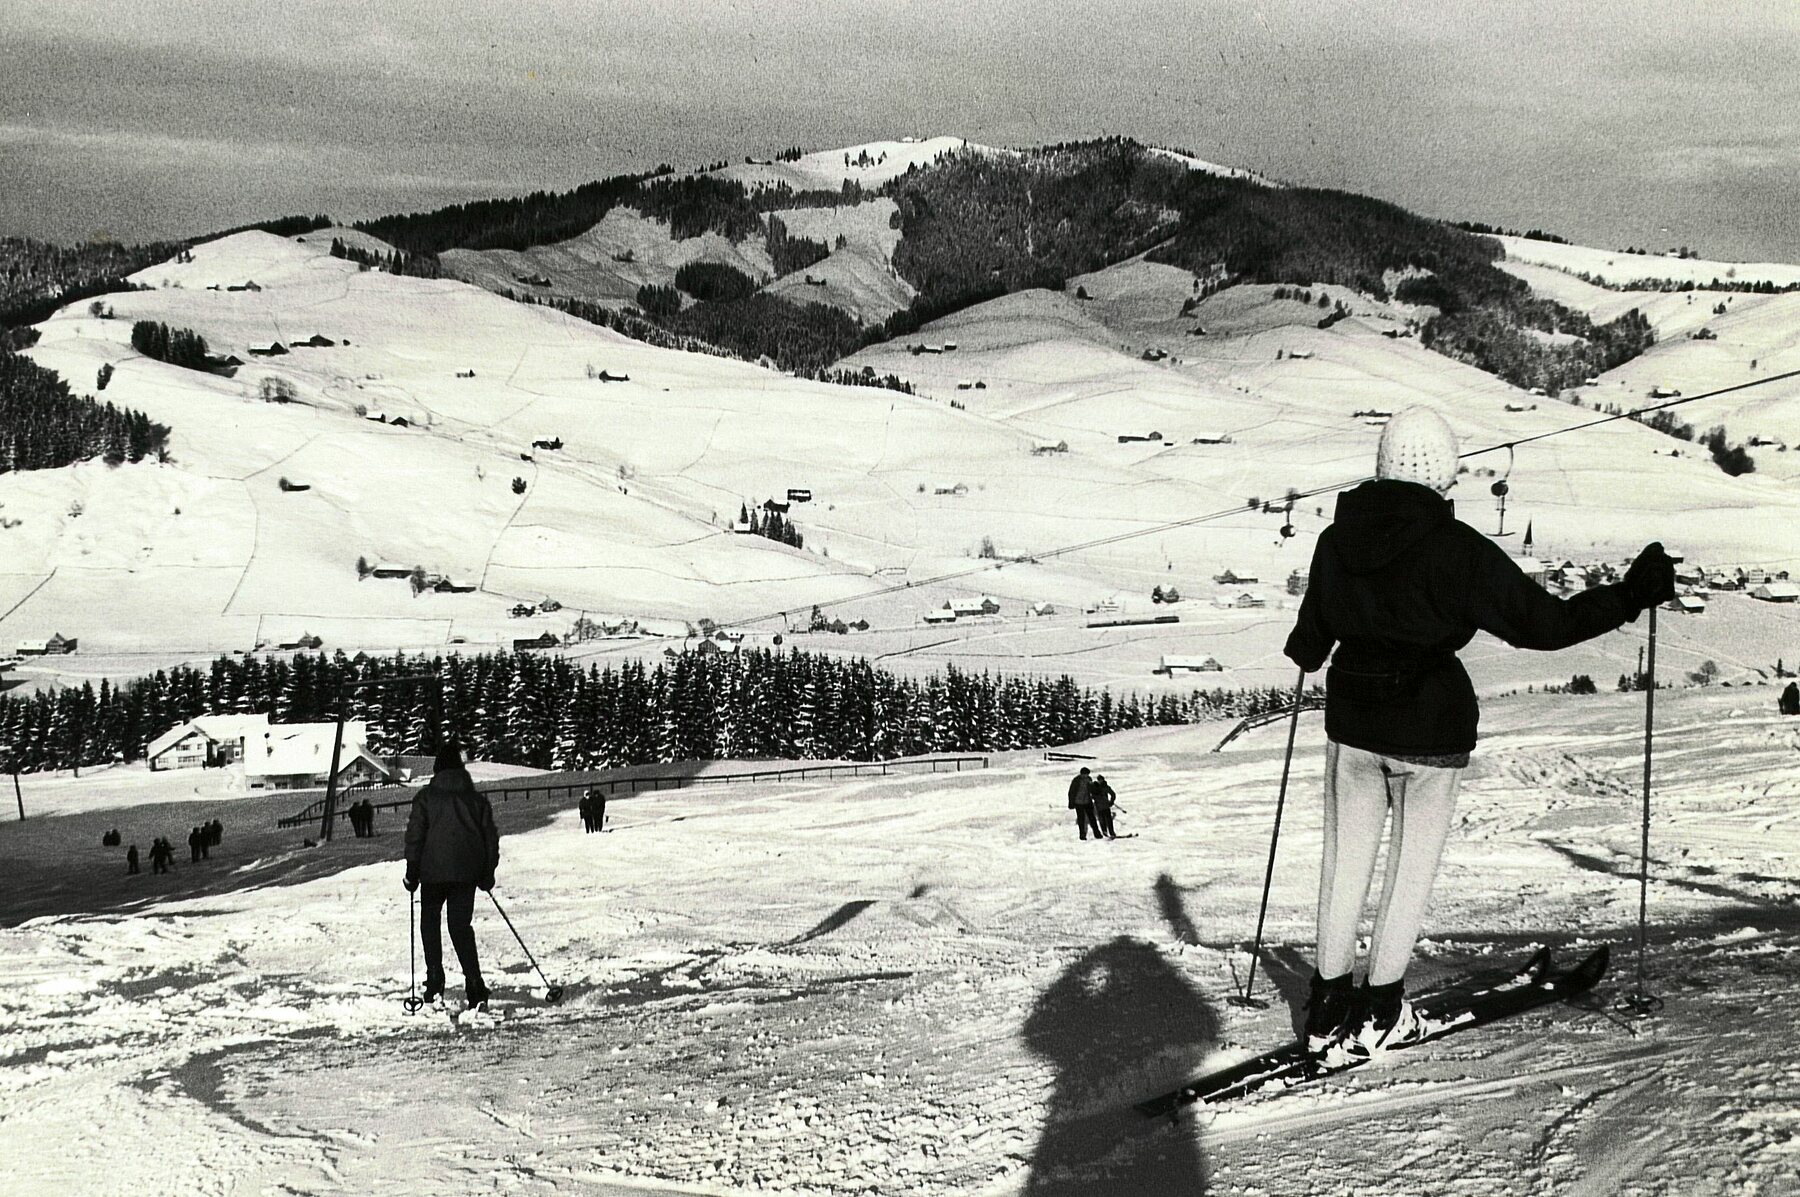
13 771 22 821
320 672 440 843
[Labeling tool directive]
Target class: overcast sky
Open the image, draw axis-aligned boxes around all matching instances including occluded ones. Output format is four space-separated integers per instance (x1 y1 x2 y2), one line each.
4 0 1797 260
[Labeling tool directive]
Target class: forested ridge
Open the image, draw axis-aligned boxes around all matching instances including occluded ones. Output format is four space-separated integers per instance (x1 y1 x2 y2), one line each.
0 646 1302 775
341 138 1661 388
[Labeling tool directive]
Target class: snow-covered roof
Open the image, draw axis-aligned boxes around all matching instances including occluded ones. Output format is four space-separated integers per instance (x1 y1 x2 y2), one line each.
1752 581 1800 600
147 713 271 761
245 722 370 777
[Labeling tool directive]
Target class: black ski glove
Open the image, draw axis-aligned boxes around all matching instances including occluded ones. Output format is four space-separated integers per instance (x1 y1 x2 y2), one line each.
479 874 495 894
1622 542 1676 612
403 875 418 893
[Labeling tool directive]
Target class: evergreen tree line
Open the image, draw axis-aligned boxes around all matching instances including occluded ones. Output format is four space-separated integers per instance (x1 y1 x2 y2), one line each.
0 350 170 472
130 320 213 370
1 236 165 343
767 215 831 276
1562 270 1800 296
0 646 1305 775
808 366 915 394
739 501 803 548
1451 220 1570 244
328 238 442 278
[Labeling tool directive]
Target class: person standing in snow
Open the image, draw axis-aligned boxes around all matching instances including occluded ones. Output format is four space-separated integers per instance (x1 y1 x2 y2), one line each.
1285 406 1674 1060
1066 767 1102 841
126 844 140 875
403 743 500 1009
1092 774 1120 839
149 837 173 874
590 787 607 832
578 792 594 833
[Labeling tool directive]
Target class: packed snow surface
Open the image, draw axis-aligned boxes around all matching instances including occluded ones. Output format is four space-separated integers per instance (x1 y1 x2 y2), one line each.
2 688 1796 1194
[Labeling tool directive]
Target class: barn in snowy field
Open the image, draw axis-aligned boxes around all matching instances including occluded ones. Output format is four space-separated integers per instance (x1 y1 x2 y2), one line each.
1752 581 1800 603
513 632 561 651
1157 655 1224 675
951 596 1001 617
1668 595 1707 615
922 607 957 624
147 713 272 771
15 633 77 655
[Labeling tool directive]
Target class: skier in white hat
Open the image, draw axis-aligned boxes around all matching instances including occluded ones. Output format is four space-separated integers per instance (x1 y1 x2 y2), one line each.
1285 406 1674 1059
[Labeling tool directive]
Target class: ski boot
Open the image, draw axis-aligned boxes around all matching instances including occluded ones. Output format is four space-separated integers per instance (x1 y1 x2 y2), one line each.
1304 970 1358 1059
1346 978 1426 1058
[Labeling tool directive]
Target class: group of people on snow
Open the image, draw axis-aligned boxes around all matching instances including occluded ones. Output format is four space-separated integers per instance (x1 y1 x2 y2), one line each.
578 788 608 833
118 820 224 875
1065 767 1122 840
346 797 381 838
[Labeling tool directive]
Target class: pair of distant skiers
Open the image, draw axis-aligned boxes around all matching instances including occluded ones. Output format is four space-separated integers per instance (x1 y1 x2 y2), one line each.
579 788 607 833
403 744 501 1011
347 798 380 838
1288 407 1674 1063
1065 767 1121 839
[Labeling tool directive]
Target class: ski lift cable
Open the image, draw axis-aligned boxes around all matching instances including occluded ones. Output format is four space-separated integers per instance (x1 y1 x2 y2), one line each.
735 366 1800 628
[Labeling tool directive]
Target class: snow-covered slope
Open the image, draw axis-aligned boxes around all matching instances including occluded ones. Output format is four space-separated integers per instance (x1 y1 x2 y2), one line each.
2 688 1794 1194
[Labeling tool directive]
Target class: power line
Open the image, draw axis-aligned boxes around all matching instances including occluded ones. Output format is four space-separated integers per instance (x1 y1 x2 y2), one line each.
729 367 1800 628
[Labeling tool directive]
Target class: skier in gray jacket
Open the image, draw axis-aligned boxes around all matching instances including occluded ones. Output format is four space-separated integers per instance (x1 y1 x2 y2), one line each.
404 743 500 1008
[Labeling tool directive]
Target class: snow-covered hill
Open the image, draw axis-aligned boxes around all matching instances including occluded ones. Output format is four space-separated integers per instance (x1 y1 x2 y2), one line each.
9 228 1800 691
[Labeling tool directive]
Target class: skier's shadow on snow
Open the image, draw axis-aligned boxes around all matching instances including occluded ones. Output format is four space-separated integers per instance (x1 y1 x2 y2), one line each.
1021 935 1218 1195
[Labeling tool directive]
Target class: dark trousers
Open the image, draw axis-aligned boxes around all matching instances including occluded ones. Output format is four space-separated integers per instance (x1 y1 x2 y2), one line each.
420 882 487 1002
1096 805 1117 838
594 798 606 830
1075 805 1103 839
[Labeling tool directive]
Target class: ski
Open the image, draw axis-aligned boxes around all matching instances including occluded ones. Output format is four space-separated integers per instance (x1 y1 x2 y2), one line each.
1138 946 1604 1117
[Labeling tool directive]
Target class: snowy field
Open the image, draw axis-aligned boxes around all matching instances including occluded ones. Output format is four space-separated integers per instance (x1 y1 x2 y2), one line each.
2 686 1796 1195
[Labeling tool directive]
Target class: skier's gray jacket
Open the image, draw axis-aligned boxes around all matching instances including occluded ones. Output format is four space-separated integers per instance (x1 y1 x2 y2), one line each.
404 768 500 885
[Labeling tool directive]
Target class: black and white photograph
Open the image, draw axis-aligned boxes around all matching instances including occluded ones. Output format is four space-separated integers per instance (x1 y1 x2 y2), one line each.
2 2 1796 1192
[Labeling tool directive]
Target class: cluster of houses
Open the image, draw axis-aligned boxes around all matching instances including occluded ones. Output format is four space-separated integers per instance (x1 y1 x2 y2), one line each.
366 563 478 593
1534 555 1796 611
146 714 403 792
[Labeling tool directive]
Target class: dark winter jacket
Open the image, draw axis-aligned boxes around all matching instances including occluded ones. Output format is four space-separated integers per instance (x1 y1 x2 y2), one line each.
1284 480 1641 756
1067 774 1093 807
404 768 500 886
1092 780 1116 809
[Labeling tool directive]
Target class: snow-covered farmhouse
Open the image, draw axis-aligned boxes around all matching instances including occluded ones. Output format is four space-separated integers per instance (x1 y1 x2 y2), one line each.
1752 581 1800 603
923 606 958 624
950 596 1002 617
244 722 393 791
1232 591 1268 609
1668 594 1708 615
16 633 77 655
146 713 271 772
1158 654 1224 675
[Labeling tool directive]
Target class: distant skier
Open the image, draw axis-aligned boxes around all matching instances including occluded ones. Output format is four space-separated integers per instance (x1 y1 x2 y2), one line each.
149 837 173 874
208 818 222 848
1780 681 1799 716
578 792 594 833
1066 767 1102 841
1284 406 1674 1060
1092 774 1120 839
590 788 606 832
188 827 203 863
126 844 140 875
404 743 500 1010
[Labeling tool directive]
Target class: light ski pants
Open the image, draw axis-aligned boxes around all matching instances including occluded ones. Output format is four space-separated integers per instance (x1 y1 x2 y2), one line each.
1316 741 1461 987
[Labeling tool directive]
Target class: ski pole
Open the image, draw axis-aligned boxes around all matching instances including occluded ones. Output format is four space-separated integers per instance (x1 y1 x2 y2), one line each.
488 892 566 1004
402 886 423 1014
1621 606 1664 1017
1229 667 1309 1010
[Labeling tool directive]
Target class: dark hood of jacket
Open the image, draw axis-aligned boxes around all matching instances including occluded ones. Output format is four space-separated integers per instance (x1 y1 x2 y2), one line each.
1329 480 1455 574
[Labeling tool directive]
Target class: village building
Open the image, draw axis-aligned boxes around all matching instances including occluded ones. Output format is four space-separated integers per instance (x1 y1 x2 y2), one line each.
922 606 958 624
1232 591 1268 609
950 596 1002 617
15 633 77 655
513 631 561 651
146 713 272 771
1157 654 1225 675
244 722 391 791
1213 570 1258 586
1751 581 1800 603
1286 569 1309 596
1669 594 1707 615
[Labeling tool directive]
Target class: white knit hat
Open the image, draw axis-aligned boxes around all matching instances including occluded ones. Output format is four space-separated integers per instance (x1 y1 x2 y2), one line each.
1376 407 1459 493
